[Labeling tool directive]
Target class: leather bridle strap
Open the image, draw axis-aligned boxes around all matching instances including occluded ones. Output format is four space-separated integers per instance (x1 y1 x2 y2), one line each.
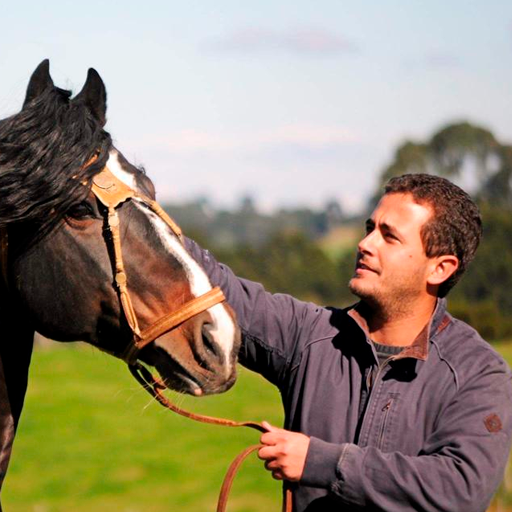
129 363 293 512
122 287 225 364
134 287 225 352
90 166 226 365
130 363 265 430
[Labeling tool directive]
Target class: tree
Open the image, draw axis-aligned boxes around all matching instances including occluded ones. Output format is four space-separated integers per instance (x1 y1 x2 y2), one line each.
214 232 345 305
371 122 509 209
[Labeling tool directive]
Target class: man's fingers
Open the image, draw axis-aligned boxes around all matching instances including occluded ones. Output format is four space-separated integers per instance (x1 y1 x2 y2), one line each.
265 460 279 471
260 427 288 446
260 431 279 446
263 458 284 480
258 445 277 461
259 427 310 483
262 452 283 481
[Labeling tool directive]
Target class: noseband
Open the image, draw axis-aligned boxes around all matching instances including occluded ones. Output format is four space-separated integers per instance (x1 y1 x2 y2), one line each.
89 166 226 364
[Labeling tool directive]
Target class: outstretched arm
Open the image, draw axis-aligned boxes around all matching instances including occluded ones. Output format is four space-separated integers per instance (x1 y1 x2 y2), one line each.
185 237 328 388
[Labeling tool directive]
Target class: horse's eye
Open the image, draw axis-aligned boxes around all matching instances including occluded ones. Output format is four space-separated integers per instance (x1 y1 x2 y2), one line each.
66 201 94 219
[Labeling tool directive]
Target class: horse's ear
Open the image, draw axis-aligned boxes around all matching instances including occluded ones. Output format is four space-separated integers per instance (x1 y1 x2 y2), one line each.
74 68 107 127
23 59 54 108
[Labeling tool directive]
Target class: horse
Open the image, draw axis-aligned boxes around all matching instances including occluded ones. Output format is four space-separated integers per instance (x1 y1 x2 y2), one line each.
0 60 241 498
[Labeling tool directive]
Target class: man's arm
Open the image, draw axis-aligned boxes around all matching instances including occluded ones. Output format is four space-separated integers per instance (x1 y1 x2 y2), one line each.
185 238 327 388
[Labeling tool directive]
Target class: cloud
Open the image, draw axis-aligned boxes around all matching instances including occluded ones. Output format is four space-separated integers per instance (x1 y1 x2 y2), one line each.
404 50 461 71
423 51 461 69
205 27 358 56
133 125 361 155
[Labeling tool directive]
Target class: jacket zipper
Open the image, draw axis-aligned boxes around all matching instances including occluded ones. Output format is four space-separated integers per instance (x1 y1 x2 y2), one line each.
361 356 395 446
366 355 393 390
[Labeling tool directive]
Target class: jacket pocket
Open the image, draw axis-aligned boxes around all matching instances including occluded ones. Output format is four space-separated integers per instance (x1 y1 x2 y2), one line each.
377 395 397 451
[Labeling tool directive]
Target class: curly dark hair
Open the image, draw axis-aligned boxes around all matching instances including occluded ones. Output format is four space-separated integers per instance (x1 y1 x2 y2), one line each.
384 173 482 297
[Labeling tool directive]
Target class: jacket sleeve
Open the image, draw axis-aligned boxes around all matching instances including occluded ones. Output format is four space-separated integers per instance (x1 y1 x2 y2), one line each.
184 237 324 389
301 358 512 511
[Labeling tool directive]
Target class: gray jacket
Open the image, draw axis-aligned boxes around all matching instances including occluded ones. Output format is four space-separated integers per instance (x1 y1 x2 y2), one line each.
186 239 512 512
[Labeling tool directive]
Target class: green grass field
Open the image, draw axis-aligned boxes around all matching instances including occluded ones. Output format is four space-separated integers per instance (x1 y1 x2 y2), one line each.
3 344 284 512
3 341 512 511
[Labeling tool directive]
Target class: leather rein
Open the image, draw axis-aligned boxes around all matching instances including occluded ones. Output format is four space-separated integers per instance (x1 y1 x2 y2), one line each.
0 165 291 512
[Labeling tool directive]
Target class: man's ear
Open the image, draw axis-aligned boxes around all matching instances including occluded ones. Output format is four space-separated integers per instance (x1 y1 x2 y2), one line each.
427 255 459 288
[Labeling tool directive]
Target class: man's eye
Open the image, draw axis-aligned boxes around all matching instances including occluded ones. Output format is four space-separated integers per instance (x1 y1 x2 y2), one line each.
67 201 94 219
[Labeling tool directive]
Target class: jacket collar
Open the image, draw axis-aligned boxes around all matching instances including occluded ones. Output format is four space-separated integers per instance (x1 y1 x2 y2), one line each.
347 298 450 361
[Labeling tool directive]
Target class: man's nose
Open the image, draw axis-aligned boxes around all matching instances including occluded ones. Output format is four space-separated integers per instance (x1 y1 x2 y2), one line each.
358 231 376 254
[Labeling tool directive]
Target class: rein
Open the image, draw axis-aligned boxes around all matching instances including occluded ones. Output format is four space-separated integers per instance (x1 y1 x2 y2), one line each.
130 363 292 512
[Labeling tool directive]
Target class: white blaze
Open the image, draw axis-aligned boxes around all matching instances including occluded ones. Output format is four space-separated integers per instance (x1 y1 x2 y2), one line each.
106 151 140 192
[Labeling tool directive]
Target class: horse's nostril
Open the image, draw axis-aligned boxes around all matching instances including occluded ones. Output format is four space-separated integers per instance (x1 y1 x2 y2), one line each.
202 328 218 357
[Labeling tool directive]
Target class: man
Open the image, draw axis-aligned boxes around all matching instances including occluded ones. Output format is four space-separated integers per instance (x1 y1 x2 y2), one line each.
185 174 512 511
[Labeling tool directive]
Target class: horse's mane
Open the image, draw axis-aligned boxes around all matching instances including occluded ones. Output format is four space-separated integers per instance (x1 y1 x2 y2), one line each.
0 85 112 232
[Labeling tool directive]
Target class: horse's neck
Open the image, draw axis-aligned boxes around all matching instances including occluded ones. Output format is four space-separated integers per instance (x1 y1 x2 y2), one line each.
0 289 34 492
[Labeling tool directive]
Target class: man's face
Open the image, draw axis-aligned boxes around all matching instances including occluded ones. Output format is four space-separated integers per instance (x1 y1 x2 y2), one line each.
349 193 434 314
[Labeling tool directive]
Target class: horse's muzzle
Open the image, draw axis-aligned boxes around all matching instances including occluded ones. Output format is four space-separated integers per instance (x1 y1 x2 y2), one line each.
143 309 241 396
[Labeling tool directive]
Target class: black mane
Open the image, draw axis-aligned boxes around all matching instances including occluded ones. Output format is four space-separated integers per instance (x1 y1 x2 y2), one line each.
0 84 112 231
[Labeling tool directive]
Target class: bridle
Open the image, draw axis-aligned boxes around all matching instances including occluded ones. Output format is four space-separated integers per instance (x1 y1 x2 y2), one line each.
0 165 292 511
88 166 226 365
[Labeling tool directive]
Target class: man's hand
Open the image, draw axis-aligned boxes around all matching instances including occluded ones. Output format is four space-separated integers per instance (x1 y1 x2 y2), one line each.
258 421 310 482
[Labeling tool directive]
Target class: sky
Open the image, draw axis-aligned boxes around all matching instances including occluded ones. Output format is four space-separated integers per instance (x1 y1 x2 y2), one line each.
1 0 511 214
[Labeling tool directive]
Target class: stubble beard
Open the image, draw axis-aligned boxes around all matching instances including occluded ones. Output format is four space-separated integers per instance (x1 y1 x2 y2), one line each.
349 274 422 323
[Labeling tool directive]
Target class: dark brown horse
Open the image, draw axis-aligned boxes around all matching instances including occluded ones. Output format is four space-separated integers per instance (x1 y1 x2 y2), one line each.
0 60 240 500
